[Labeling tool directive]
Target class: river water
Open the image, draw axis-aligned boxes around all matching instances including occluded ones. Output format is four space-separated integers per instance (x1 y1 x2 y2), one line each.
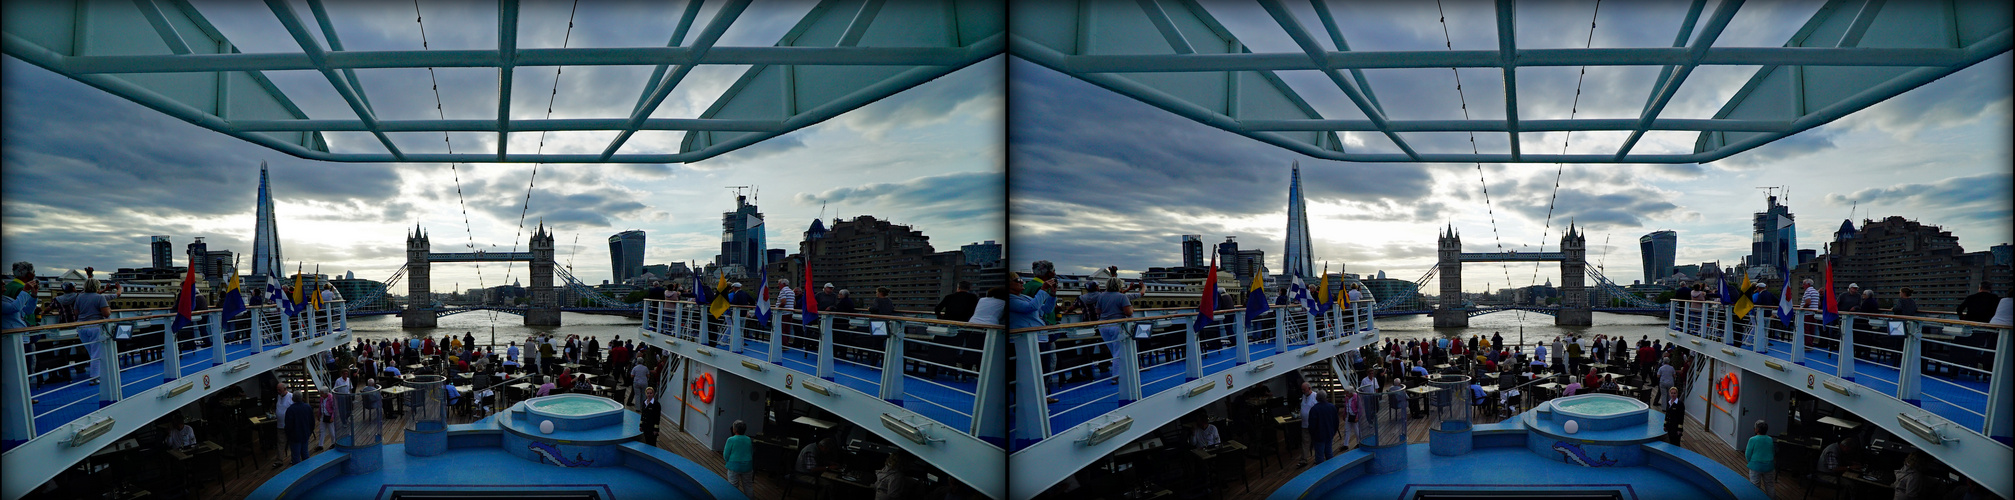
346 311 642 347
1369 311 1671 352
342 309 1671 356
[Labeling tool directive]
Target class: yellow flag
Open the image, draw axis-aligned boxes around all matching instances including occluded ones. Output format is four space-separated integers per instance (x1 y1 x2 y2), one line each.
1313 270 1329 309
1731 273 1757 319
292 272 303 304
708 274 731 319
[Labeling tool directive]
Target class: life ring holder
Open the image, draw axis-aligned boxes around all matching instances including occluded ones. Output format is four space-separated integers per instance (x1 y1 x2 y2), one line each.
1717 373 1739 404
691 373 716 404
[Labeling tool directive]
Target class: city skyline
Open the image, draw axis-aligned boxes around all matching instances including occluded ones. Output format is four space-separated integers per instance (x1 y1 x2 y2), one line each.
1 1 1004 292
1008 2 2011 292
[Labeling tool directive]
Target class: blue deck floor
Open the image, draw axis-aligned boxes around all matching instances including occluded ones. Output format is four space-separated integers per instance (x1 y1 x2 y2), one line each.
27 339 270 436
1751 339 1990 431
1044 341 1292 434
1313 445 1726 500
735 338 978 433
287 445 708 500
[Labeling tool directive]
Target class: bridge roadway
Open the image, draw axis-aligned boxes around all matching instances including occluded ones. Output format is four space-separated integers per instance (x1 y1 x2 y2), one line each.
636 300 1006 499
1666 300 2011 499
1 302 351 499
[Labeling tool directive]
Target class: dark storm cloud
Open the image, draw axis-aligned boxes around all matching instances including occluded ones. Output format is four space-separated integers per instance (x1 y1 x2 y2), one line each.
1008 57 1444 274
795 171 1005 237
1009 59 1433 216
481 191 652 229
1 59 404 218
1822 172 2015 226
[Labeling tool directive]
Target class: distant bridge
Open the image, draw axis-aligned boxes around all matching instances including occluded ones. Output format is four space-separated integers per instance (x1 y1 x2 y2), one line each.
349 306 642 319
1374 306 1668 318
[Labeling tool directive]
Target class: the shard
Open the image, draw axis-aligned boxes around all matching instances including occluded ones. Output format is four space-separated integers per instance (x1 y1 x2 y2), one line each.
249 161 283 299
1282 161 1314 281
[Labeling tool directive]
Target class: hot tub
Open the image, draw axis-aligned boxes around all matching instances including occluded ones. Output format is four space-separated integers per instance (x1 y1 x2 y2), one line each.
517 394 625 432
1546 394 1649 431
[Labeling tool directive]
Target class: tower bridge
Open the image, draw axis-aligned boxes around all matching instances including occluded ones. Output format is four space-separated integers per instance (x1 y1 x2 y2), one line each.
1435 224 1591 328
402 224 561 328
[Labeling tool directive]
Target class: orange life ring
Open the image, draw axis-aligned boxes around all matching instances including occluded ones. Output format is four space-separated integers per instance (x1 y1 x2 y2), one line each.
691 373 716 404
1717 373 1739 403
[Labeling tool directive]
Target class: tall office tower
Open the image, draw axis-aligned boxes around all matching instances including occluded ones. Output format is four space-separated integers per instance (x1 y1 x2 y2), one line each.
250 161 285 293
608 230 646 284
1640 230 1677 284
1181 235 1204 268
718 194 768 277
962 241 1003 267
1282 162 1315 280
185 238 208 276
1748 194 1799 275
151 236 173 269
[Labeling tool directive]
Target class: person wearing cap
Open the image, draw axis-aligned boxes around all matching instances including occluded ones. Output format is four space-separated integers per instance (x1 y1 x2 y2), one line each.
727 282 755 306
1836 283 1863 314
815 283 839 314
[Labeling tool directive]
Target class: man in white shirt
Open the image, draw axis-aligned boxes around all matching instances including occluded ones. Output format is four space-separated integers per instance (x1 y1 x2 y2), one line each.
273 384 294 468
320 285 339 307
1189 417 1221 448
164 417 197 449
1298 382 1323 467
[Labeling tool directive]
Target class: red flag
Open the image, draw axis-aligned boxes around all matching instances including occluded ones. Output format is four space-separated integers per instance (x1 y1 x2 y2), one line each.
1193 252 1218 332
170 255 197 333
1821 256 1838 325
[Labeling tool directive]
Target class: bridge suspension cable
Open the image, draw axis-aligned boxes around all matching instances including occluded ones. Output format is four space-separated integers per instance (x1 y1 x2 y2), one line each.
1525 0 1604 299
412 0 488 307
495 0 582 320
1434 0 1518 306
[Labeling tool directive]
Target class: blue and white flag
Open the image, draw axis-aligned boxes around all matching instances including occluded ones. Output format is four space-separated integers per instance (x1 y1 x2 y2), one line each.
1776 266 1794 328
753 266 772 327
1291 274 1319 312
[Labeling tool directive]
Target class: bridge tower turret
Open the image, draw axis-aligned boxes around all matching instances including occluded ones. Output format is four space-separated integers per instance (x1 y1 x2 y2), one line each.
525 222 560 326
1557 222 1592 326
1434 225 1468 328
404 225 437 328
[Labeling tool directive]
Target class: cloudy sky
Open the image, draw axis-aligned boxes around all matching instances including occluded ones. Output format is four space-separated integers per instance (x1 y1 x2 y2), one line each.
2 0 1004 292
1010 0 2012 291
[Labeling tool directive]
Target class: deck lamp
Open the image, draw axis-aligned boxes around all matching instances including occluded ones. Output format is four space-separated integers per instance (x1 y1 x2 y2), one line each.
802 380 834 397
881 414 938 445
161 381 194 399
1763 360 1786 371
1247 361 1274 374
740 360 765 372
1822 380 1855 397
1083 416 1133 446
274 348 294 357
227 360 253 373
1896 414 1946 445
66 417 116 447
1720 347 1738 356
1300 347 1320 357
1183 380 1217 398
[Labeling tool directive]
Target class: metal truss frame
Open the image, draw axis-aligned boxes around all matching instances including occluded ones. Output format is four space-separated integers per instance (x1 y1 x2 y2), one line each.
1008 0 2012 163
2 0 1004 163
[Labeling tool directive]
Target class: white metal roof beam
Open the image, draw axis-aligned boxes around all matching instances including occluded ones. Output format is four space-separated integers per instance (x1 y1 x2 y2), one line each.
1309 0 1387 119
229 117 791 132
306 0 374 112
495 0 519 162
599 0 751 161
1495 0 1521 161
1058 46 1981 72
628 0 706 118
132 0 192 55
1136 0 1194 54
262 0 406 160
1257 0 1419 160
52 45 980 74
1613 0 1737 160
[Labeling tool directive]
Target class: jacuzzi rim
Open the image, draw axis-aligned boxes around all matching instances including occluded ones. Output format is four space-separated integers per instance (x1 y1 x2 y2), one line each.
1548 393 1649 419
523 394 625 420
